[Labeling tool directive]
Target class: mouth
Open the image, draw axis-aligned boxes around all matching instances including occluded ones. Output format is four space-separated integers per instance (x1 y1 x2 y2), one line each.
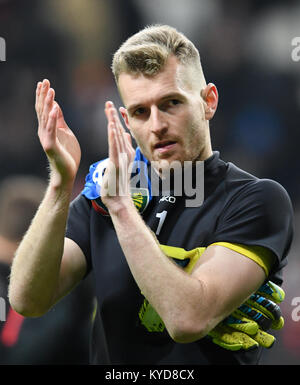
153 140 177 153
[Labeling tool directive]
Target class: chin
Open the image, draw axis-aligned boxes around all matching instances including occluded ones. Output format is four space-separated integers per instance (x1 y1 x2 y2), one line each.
153 156 185 174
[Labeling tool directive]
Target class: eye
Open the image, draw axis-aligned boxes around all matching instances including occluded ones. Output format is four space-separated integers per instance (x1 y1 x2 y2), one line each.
162 99 181 110
168 99 180 106
133 107 146 116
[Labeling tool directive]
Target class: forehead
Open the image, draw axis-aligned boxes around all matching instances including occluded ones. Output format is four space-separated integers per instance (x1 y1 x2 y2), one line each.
118 56 195 108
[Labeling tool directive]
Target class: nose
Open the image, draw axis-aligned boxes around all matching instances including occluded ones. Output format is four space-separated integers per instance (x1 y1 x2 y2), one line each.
150 106 168 137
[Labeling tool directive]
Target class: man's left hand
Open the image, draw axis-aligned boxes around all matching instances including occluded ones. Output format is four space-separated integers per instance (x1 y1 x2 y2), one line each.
208 281 285 351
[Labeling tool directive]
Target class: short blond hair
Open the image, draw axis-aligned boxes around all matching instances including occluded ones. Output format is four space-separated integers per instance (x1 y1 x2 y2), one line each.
112 24 204 83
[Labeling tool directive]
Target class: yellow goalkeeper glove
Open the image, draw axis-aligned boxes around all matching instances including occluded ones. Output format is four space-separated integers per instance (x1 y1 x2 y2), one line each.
139 245 285 352
208 281 285 351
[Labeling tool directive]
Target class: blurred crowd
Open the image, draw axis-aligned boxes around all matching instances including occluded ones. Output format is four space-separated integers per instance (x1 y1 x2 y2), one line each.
0 0 299 365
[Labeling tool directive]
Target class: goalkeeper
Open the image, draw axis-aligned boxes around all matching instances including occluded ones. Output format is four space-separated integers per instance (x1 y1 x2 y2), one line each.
9 25 294 365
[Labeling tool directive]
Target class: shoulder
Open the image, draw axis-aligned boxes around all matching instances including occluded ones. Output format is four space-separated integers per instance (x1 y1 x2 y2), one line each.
224 162 293 211
253 178 293 210
68 194 92 224
218 162 294 247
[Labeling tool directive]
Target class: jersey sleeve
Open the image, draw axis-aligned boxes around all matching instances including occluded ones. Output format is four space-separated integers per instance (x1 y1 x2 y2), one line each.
209 242 274 277
211 179 294 280
65 194 92 275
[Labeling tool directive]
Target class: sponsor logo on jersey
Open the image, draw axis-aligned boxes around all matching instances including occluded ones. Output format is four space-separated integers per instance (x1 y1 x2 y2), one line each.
159 196 176 204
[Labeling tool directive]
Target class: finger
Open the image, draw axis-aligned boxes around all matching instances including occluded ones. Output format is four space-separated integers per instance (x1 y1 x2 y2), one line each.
44 105 58 151
111 110 135 183
105 124 119 196
105 102 117 137
257 281 285 304
36 81 42 96
119 106 128 125
108 121 119 165
238 303 272 331
41 88 55 130
252 329 275 349
124 132 133 151
224 313 258 335
118 107 135 157
272 316 284 330
112 106 134 163
208 324 259 351
52 101 66 128
35 82 42 106
35 81 42 99
248 294 282 321
124 132 135 166
105 102 133 181
104 101 114 123
106 102 126 158
111 108 127 155
106 101 127 137
106 101 125 130
38 79 50 117
239 299 284 330
35 82 43 118
119 108 132 146
107 106 133 196
113 106 126 133
106 103 125 136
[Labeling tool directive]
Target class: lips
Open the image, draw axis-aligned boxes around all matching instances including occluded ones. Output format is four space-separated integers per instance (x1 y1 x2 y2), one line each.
154 140 177 149
152 140 177 156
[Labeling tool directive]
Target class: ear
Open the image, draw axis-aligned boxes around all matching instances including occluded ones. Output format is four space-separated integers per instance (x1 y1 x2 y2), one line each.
119 107 130 129
201 83 218 120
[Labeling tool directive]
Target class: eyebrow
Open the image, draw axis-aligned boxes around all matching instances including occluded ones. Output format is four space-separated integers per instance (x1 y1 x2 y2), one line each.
127 92 186 115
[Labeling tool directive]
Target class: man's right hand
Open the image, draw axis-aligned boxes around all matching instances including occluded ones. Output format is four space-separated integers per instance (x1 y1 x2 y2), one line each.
35 79 81 187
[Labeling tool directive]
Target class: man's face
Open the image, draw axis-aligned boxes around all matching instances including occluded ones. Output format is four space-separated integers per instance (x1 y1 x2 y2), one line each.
118 56 212 170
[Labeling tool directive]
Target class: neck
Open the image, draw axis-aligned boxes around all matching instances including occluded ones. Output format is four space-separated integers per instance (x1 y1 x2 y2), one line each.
194 134 213 162
195 147 213 163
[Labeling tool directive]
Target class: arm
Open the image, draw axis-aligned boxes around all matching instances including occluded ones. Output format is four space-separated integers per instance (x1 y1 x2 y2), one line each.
101 102 266 343
108 201 266 343
9 79 86 317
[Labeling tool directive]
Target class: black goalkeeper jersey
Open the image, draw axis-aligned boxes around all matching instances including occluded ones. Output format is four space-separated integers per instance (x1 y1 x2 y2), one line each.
66 151 294 365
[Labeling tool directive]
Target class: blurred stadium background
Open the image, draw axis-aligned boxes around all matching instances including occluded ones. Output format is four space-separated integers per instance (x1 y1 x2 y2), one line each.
0 0 299 365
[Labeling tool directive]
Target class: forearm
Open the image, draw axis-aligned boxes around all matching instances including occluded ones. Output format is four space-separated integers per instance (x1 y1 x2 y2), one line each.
9 180 73 317
109 202 206 342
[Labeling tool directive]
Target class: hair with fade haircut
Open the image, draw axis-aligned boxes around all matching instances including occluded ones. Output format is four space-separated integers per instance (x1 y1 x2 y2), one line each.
112 24 204 84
